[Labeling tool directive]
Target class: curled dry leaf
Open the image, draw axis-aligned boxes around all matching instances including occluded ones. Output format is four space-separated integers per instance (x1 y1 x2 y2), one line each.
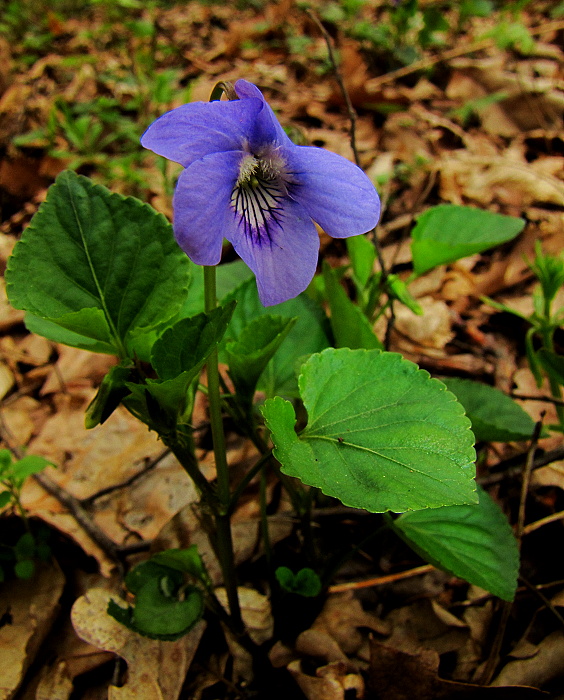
295 628 351 668
0 561 65 700
288 660 365 700
393 297 455 352
215 586 273 645
310 591 390 657
71 587 206 700
492 630 564 690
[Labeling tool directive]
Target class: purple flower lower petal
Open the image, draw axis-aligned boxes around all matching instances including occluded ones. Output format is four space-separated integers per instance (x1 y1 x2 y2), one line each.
141 98 262 168
287 146 381 237
173 151 242 265
228 196 319 306
235 79 294 152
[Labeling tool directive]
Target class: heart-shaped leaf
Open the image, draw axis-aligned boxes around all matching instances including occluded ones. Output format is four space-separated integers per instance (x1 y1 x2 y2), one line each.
6 171 190 359
262 348 476 513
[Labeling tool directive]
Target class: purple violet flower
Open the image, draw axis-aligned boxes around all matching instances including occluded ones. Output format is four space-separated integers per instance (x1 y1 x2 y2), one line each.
141 79 380 306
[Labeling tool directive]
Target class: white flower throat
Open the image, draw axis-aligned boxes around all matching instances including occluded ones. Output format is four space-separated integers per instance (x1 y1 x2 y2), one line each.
231 148 289 242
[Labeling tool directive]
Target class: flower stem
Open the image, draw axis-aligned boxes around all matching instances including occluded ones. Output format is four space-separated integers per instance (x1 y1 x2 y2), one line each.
203 265 243 632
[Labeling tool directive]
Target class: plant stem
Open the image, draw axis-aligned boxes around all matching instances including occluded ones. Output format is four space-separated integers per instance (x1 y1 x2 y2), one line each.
203 265 243 633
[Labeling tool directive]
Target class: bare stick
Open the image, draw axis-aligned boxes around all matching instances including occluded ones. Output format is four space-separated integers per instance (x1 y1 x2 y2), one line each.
0 411 121 565
80 448 171 506
328 564 434 593
305 9 359 166
516 417 545 545
364 19 564 92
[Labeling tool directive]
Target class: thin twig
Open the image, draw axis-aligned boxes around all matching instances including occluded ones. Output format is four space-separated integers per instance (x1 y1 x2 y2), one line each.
477 601 512 686
305 7 393 344
478 418 545 686
80 448 171 506
33 472 121 564
363 19 564 93
478 446 564 487
511 393 564 407
0 410 121 565
523 510 564 536
519 574 564 630
328 564 434 593
305 8 359 166
516 417 545 545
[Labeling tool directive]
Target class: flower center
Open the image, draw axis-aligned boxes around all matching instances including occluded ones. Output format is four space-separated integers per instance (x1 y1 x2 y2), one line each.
231 148 288 243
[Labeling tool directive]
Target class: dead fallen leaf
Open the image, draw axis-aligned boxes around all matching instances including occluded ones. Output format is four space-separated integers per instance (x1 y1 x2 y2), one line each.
368 639 547 698
288 660 365 700
310 591 390 657
492 631 564 690
393 296 455 351
215 586 273 645
0 561 65 700
71 587 205 700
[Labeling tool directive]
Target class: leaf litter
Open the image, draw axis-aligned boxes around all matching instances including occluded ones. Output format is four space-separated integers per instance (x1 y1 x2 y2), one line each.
0 0 563 697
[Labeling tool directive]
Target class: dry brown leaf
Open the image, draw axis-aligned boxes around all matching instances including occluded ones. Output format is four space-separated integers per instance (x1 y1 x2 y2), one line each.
492 631 564 689
0 361 14 401
530 461 564 490
0 396 43 447
21 397 194 575
0 561 65 700
368 639 547 698
215 586 273 645
288 660 365 700
71 588 205 700
295 628 351 667
384 598 468 657
311 591 390 657
0 278 24 333
454 587 496 682
40 346 117 395
393 296 455 351
35 662 74 700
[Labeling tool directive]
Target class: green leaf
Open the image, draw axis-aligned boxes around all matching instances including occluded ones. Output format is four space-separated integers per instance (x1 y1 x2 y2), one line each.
15 560 35 580
124 372 198 429
0 449 12 471
442 378 536 442
85 362 136 429
386 274 422 315
411 205 525 277
276 566 322 597
180 259 254 318
125 304 236 427
537 348 564 386
394 486 519 600
151 546 210 584
133 577 204 637
107 588 203 642
125 560 182 595
225 315 296 406
12 455 51 480
222 278 330 397
15 532 36 559
262 349 476 513
0 491 12 508
24 310 116 355
323 262 384 350
151 302 236 381
346 234 376 288
6 170 190 358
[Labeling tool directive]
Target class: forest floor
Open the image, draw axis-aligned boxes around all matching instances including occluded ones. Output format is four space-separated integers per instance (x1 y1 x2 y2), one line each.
0 0 563 698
